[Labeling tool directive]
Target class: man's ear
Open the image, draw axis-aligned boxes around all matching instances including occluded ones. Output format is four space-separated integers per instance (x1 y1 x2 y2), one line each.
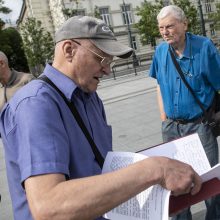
0 60 6 67
62 41 77 62
184 19 188 31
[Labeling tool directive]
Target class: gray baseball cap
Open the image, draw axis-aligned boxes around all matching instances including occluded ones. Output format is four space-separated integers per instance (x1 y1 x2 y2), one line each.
55 16 133 58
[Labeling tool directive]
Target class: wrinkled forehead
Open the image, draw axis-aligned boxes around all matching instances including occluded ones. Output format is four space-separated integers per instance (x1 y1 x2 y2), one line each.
158 16 182 26
0 55 7 62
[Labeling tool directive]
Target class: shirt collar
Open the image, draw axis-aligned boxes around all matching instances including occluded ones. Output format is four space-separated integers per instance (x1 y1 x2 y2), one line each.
168 33 192 60
5 69 17 87
73 86 91 102
182 33 191 59
42 64 78 101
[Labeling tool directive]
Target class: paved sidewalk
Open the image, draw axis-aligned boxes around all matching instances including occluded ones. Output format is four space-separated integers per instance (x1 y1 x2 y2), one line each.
98 70 155 104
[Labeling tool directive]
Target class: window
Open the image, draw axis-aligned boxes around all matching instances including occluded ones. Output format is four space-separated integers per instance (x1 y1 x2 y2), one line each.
63 1 85 17
205 0 212 13
131 36 137 50
121 4 133 25
99 7 111 26
76 9 85 16
210 23 215 36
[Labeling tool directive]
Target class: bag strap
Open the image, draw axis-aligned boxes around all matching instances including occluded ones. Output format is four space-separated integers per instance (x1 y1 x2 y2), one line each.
169 47 210 120
38 75 104 168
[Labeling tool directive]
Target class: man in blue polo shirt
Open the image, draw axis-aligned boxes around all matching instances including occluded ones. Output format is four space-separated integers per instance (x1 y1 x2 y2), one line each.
0 16 202 220
150 5 220 220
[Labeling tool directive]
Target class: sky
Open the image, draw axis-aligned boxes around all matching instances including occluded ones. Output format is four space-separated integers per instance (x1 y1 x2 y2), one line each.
0 0 23 24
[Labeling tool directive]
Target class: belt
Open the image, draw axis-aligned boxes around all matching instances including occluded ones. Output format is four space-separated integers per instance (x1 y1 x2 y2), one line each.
168 116 205 124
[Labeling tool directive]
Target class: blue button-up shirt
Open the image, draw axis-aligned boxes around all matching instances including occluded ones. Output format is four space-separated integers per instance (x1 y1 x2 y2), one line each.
0 64 112 220
150 33 220 120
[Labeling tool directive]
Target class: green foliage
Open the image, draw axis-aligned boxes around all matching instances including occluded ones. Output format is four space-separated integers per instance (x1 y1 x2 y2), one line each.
209 3 220 30
62 8 78 18
0 0 11 13
0 19 4 29
135 0 162 47
136 0 201 47
0 0 12 29
94 5 102 19
0 0 28 72
62 0 83 19
0 27 29 72
20 17 54 77
172 0 201 34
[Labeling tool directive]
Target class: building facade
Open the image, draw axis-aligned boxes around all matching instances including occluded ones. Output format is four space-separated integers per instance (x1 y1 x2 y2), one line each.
17 0 220 69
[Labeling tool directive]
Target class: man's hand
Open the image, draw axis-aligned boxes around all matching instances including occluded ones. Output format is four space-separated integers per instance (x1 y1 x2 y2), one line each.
156 157 202 196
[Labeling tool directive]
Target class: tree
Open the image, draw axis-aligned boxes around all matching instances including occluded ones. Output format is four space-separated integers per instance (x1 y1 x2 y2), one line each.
0 0 11 29
0 0 11 13
62 0 83 18
94 5 101 19
20 17 54 77
135 0 162 47
172 0 201 34
136 0 201 47
0 27 29 72
209 3 220 31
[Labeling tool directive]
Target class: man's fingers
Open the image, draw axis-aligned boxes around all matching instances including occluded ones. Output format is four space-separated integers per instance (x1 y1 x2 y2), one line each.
172 172 202 196
190 172 202 195
161 159 203 196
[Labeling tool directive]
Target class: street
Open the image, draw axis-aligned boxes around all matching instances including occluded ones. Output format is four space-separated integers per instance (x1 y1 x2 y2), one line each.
0 70 219 219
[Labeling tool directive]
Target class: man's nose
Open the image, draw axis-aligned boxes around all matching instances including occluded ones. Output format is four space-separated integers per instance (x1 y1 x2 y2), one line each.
161 27 169 35
102 65 111 75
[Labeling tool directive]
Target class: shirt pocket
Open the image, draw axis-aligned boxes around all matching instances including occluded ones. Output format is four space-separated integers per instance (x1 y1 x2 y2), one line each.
186 73 202 92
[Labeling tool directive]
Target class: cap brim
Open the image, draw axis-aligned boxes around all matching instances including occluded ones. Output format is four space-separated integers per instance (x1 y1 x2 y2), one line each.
90 39 133 58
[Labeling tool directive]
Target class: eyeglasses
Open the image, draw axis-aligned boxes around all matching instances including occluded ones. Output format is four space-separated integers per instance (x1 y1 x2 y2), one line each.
70 39 114 68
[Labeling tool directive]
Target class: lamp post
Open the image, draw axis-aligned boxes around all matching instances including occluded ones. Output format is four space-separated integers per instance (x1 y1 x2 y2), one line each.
122 0 138 75
198 0 206 36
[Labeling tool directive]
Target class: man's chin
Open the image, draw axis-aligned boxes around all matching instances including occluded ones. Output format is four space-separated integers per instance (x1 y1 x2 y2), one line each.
164 39 173 44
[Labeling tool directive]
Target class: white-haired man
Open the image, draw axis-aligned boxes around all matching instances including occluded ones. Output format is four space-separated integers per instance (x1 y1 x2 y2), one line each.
150 5 220 220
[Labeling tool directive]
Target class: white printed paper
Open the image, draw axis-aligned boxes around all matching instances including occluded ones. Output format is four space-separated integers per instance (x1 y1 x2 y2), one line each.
102 133 218 220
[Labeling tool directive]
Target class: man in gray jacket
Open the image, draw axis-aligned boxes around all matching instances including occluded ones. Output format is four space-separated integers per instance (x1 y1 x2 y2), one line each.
0 51 34 111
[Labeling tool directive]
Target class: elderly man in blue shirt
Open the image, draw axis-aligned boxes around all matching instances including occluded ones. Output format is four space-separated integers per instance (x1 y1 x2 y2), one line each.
0 16 202 220
150 5 220 220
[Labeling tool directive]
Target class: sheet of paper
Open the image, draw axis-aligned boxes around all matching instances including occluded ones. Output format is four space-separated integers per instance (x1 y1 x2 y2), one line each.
201 163 220 182
102 133 215 220
140 133 211 175
102 152 170 220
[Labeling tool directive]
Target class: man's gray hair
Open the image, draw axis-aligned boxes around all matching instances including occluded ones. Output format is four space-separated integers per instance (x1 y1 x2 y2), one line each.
0 51 8 65
157 5 186 22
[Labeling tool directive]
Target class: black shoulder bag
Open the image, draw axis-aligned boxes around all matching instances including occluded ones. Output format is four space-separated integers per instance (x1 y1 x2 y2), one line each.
38 75 104 168
169 47 220 137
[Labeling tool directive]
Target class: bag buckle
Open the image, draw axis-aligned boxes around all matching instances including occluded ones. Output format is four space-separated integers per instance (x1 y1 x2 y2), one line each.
209 121 216 128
